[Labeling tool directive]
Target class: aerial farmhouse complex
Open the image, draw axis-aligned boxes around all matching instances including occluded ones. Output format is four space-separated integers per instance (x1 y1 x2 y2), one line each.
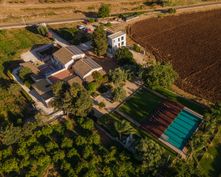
18 43 104 106
2 5 220 175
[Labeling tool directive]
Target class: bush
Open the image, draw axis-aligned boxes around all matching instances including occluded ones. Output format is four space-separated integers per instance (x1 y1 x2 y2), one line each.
132 44 142 53
88 18 96 23
37 25 49 36
98 102 105 108
109 68 128 87
97 4 110 18
86 82 99 93
112 87 126 102
168 8 176 14
18 67 32 83
105 22 112 27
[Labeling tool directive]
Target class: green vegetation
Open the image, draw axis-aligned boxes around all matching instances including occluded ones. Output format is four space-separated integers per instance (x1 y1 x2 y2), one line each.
115 47 135 65
132 43 142 53
119 88 162 122
199 126 221 176
52 82 92 117
168 8 176 14
0 29 50 128
98 112 171 176
54 27 91 45
112 87 126 102
18 66 33 88
118 12 143 21
109 67 128 87
156 87 205 114
0 118 140 176
142 61 178 89
92 25 108 56
97 4 110 18
37 25 49 36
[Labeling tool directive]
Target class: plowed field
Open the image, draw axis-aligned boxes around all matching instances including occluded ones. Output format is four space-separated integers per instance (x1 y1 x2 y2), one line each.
128 10 221 102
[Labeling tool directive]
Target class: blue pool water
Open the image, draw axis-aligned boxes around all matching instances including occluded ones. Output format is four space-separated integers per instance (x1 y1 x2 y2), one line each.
163 109 202 150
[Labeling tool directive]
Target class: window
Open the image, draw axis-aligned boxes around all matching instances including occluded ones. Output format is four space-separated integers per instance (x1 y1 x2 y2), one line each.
121 36 124 40
121 42 124 46
118 38 120 42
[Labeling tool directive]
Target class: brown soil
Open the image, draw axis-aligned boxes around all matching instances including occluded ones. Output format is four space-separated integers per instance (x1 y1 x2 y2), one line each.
0 0 146 25
128 10 221 102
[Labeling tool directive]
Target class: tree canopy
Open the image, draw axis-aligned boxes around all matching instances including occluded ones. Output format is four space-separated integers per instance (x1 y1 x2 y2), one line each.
92 25 108 56
52 82 92 117
109 67 128 87
115 47 135 65
142 62 178 89
97 4 110 18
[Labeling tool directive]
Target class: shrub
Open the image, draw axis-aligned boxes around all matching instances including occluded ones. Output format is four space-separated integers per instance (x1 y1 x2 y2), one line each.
18 67 32 83
105 22 112 27
37 25 49 36
168 8 176 14
132 44 142 53
97 4 110 18
98 102 105 108
86 82 98 93
112 87 126 102
109 68 128 87
88 18 96 23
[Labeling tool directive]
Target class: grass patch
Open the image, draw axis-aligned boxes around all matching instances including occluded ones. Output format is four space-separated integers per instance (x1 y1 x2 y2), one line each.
0 29 51 125
119 88 162 122
156 87 205 114
199 126 221 177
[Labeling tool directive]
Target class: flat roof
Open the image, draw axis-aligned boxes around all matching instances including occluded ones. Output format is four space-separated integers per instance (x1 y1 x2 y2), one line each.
48 69 73 83
108 31 126 39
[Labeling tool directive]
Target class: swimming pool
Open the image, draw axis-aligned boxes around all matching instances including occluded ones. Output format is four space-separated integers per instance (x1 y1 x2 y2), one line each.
161 109 202 150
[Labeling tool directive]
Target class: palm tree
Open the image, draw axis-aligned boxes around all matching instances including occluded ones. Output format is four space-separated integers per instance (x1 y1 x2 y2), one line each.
114 120 137 140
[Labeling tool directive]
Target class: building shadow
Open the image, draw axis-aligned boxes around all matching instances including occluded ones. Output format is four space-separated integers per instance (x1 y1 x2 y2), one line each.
3 60 23 75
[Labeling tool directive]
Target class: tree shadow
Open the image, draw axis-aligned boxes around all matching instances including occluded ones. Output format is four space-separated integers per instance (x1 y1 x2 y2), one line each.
82 11 97 18
3 60 23 75
143 0 166 7
0 77 12 90
25 25 39 35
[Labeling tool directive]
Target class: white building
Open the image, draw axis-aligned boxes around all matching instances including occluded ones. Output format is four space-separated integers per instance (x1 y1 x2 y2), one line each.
108 31 126 54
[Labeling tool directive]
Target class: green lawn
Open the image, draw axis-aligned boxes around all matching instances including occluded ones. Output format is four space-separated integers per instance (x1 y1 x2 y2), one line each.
156 88 206 115
0 28 51 125
198 126 221 177
119 88 162 122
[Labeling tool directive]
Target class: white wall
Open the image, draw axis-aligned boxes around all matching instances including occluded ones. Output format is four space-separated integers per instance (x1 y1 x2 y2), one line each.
108 33 127 53
83 67 103 79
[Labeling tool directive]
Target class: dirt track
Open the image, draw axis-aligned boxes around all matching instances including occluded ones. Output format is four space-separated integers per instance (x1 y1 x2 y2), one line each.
128 10 221 102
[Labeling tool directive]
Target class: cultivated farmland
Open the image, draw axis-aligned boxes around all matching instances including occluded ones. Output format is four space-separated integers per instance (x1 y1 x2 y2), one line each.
128 10 221 102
